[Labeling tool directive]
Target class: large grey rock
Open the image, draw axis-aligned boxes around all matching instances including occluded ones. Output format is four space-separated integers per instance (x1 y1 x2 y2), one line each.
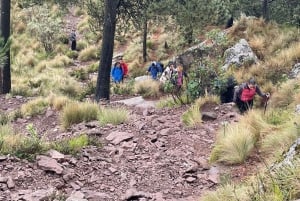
37 155 63 174
272 137 300 170
176 39 215 69
134 75 152 82
21 188 55 201
296 105 300 114
106 131 134 145
290 63 300 78
115 96 156 108
222 39 258 70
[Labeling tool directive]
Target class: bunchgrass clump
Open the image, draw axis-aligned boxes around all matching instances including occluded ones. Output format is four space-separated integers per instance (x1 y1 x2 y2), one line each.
78 45 99 62
98 107 129 126
181 104 202 127
134 79 160 99
0 124 47 160
210 124 255 164
21 97 49 117
61 102 99 129
48 94 72 111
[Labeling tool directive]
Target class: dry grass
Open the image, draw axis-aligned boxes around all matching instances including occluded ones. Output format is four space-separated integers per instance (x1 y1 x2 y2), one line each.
195 95 220 109
21 97 49 117
269 79 297 108
210 123 255 164
78 45 99 62
98 107 129 126
61 101 99 129
181 104 202 127
201 184 249 201
48 94 72 111
134 79 160 98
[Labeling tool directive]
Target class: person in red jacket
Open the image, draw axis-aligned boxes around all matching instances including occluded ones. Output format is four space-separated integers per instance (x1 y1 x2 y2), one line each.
233 78 270 113
119 57 128 82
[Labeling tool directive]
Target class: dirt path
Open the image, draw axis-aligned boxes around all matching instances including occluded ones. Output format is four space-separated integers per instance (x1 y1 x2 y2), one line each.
0 93 246 200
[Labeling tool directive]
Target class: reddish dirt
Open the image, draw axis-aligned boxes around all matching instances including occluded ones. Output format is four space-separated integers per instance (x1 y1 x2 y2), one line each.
0 94 263 200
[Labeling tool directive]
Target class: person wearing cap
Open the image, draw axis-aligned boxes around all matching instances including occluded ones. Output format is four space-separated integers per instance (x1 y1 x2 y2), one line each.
233 78 270 113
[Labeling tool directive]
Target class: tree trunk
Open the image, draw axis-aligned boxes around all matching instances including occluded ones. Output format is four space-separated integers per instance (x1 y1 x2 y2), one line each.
262 0 269 21
142 17 148 62
95 0 119 101
1 0 11 94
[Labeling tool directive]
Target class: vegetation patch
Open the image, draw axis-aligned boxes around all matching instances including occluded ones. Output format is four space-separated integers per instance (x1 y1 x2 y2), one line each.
98 107 129 126
61 102 99 129
21 97 49 117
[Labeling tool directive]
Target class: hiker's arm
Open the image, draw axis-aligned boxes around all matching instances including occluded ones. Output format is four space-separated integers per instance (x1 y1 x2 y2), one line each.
255 86 266 97
233 85 242 102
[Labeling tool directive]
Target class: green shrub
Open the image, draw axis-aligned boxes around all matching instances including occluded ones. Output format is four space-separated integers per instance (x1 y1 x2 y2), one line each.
98 107 129 126
0 112 10 125
87 62 99 73
61 102 99 129
52 134 101 155
66 50 79 59
70 68 88 81
0 124 47 160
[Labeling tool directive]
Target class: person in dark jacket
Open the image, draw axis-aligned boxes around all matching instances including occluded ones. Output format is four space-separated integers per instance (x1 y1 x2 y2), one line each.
147 62 160 80
69 29 77 51
233 78 270 113
111 62 123 83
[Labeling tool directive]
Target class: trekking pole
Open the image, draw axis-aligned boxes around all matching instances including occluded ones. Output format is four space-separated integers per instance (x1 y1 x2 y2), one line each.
263 94 270 115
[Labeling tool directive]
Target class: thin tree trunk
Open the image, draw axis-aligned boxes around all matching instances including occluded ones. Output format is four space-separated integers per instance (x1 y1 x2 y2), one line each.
95 0 119 101
1 0 11 94
142 17 148 62
262 0 269 21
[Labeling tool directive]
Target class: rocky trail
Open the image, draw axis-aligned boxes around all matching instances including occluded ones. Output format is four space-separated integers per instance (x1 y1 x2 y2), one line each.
0 94 255 201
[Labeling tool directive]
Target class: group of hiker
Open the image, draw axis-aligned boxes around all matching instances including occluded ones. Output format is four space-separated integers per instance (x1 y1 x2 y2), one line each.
69 29 269 114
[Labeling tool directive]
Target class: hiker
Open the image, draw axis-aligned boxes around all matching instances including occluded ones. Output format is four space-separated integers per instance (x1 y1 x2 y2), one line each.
147 61 160 80
233 78 270 113
220 76 238 103
175 65 188 89
111 62 123 83
69 29 77 51
160 61 176 83
119 57 128 81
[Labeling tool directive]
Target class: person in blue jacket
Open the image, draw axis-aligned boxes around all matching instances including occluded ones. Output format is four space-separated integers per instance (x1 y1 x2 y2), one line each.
111 62 123 83
147 61 160 80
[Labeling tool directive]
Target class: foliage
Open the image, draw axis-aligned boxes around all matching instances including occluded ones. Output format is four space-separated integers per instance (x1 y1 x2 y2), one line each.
52 134 89 155
187 62 218 101
98 107 129 126
111 80 135 95
0 123 46 160
20 97 49 117
78 45 99 62
48 94 72 111
134 79 160 99
27 4 63 52
181 104 202 127
70 68 88 81
61 101 99 129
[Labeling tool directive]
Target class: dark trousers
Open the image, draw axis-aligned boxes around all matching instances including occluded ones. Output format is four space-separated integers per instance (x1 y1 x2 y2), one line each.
236 98 253 114
71 40 76 51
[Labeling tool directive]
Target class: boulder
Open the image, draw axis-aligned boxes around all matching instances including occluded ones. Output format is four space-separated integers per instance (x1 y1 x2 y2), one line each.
290 63 300 78
222 39 258 70
37 155 63 175
106 131 134 145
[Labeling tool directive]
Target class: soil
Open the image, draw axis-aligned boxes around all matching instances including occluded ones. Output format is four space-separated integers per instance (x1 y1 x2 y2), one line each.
0 94 262 201
0 7 263 201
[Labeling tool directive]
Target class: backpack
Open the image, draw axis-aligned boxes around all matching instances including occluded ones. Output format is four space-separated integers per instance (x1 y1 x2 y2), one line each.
156 62 164 73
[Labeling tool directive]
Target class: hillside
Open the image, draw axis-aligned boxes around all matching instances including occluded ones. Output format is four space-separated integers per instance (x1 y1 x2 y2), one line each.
0 2 300 201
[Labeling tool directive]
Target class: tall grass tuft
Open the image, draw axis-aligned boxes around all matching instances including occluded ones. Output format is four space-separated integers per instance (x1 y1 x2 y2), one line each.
61 102 99 129
21 97 49 117
134 79 160 99
181 104 202 127
210 124 255 164
48 94 72 111
98 107 129 126
78 45 99 61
